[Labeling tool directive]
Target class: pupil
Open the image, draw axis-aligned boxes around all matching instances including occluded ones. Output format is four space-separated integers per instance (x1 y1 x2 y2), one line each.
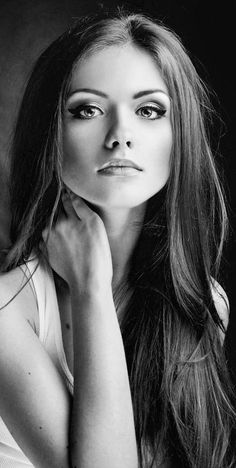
143 108 151 116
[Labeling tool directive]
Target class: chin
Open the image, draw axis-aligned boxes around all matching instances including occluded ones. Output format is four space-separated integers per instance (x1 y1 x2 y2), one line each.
62 180 167 211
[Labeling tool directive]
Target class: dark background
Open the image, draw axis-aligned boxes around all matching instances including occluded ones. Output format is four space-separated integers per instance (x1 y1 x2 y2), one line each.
0 0 235 380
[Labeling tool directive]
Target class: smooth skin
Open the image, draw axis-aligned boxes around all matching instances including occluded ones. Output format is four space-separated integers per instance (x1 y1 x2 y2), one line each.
0 44 230 468
62 44 172 289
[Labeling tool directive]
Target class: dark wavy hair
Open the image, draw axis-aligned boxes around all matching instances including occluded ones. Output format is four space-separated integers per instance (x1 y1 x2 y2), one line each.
2 8 236 467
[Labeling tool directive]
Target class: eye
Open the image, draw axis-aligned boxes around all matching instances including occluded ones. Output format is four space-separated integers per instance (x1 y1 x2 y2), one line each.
136 104 166 120
68 104 103 119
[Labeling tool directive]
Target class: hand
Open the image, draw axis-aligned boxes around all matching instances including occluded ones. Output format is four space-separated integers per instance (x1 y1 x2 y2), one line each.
42 190 113 295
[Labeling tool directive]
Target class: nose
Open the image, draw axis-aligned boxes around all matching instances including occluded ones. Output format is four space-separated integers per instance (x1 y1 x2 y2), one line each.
104 111 133 150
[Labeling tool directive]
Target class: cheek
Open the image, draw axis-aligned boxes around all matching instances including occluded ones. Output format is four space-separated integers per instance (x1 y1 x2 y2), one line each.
148 125 172 174
62 127 91 175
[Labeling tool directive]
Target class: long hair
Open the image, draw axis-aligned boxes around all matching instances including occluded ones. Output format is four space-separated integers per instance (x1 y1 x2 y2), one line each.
2 9 236 467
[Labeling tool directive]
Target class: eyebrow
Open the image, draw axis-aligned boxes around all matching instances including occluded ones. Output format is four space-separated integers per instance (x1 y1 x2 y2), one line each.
67 88 169 99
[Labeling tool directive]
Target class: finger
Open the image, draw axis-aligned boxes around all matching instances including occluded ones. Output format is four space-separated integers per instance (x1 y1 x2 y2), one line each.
68 191 96 220
61 190 80 220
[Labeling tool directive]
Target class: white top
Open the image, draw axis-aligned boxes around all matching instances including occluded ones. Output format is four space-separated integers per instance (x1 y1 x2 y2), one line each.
0 256 73 467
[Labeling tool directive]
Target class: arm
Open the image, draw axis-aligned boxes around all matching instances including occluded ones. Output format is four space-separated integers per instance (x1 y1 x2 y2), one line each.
0 225 138 468
70 288 137 468
44 189 138 468
0 276 71 468
0 277 137 468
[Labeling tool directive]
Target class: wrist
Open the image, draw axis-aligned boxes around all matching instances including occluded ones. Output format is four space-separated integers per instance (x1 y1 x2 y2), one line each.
69 280 113 303
70 286 116 325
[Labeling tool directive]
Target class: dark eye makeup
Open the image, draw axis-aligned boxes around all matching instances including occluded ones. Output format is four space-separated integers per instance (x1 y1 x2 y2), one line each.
67 102 167 120
68 104 102 119
137 105 167 120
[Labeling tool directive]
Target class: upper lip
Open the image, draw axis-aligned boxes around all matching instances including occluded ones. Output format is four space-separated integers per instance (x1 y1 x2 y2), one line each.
97 159 143 172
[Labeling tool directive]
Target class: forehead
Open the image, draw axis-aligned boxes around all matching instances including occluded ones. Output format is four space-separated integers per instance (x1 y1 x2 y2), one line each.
69 43 168 96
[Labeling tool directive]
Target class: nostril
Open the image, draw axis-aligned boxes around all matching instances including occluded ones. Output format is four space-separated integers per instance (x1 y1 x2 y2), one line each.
110 140 131 149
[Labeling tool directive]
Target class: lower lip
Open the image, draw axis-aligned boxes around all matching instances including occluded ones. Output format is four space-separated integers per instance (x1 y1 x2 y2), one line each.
98 167 142 176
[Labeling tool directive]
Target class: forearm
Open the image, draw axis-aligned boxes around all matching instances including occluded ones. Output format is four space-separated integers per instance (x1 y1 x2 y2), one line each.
69 287 138 468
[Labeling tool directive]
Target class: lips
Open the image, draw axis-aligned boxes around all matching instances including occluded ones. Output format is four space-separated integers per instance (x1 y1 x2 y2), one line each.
97 159 143 172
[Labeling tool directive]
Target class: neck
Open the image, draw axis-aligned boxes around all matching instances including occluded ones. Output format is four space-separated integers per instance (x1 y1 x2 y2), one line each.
94 203 146 290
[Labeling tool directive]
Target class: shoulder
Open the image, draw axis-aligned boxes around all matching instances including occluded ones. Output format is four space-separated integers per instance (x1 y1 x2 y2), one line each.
0 265 39 333
210 278 229 342
0 265 70 468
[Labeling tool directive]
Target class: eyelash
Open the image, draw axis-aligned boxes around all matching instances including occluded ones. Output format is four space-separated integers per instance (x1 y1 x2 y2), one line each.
68 104 167 120
137 105 166 120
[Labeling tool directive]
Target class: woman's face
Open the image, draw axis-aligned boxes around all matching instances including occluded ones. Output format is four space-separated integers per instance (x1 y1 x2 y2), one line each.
62 43 172 209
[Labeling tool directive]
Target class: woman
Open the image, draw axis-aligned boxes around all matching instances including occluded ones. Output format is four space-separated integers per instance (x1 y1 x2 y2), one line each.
0 9 235 468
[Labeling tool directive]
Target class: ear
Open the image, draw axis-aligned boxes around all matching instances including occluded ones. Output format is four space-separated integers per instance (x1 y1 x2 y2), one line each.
211 277 229 344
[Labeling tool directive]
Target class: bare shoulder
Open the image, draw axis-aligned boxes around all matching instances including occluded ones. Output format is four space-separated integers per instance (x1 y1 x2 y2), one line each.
0 266 70 468
0 265 38 333
211 278 229 342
